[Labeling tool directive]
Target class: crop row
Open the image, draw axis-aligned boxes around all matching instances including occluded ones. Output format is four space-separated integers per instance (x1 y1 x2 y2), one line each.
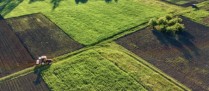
0 19 33 77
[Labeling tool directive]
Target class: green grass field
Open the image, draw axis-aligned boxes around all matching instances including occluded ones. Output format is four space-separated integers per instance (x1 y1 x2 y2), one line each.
41 42 190 91
183 9 209 23
198 1 209 10
41 50 146 91
3 0 173 45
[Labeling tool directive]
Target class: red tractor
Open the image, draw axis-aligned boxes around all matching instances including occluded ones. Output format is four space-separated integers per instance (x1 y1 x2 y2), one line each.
36 56 52 65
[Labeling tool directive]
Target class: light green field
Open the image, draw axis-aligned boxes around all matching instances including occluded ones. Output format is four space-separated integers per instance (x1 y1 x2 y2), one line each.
41 50 146 91
41 42 190 91
3 0 172 45
198 1 209 10
182 2 209 26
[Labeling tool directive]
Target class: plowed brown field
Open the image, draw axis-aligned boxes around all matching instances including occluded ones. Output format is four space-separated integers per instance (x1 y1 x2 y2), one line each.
6 13 83 59
0 18 33 77
116 17 209 91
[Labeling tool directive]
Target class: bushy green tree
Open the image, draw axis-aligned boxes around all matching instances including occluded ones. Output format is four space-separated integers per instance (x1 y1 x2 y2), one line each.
148 18 158 29
148 15 185 35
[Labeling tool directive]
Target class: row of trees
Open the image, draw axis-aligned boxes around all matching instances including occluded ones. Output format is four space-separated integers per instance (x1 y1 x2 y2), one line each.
149 15 185 35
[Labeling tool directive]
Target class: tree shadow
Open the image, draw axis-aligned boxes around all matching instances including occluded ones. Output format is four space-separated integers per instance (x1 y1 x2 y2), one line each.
33 65 51 85
29 0 45 4
0 0 23 16
152 30 200 60
0 15 4 20
51 0 63 10
105 0 118 3
75 0 88 4
105 0 112 3
178 31 200 56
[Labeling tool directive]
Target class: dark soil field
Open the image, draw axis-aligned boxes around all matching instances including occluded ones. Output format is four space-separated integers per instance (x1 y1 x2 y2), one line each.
6 13 83 59
161 0 206 7
0 73 49 91
0 19 34 77
116 17 209 91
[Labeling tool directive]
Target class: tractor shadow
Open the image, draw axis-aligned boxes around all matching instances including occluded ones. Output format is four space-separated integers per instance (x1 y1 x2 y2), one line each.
152 30 200 60
105 0 118 3
33 65 51 85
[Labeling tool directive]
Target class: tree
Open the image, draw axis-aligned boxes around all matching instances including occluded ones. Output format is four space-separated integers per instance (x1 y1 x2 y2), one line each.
149 15 185 35
148 18 158 29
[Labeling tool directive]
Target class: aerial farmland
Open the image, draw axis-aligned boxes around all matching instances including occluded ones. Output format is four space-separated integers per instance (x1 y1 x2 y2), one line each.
0 0 209 91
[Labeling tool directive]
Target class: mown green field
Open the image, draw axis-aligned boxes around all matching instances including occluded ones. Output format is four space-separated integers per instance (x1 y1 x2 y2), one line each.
198 1 209 10
3 0 175 45
41 43 190 91
183 9 209 24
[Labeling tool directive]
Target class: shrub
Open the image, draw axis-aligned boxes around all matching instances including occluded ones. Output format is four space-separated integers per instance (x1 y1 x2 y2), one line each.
148 18 158 26
175 23 184 33
165 14 173 20
158 17 168 25
149 15 185 35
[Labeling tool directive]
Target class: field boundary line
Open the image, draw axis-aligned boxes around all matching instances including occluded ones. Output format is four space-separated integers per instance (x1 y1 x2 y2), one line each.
5 12 149 47
5 21 36 59
39 13 85 47
0 44 96 82
94 50 151 90
117 45 191 91
0 66 34 83
88 22 148 46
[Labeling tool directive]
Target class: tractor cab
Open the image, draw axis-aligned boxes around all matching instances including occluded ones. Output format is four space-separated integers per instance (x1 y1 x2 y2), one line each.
36 56 52 65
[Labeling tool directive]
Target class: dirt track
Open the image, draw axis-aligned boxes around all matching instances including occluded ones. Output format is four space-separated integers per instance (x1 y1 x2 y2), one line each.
0 19 34 77
6 13 83 59
116 16 209 91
